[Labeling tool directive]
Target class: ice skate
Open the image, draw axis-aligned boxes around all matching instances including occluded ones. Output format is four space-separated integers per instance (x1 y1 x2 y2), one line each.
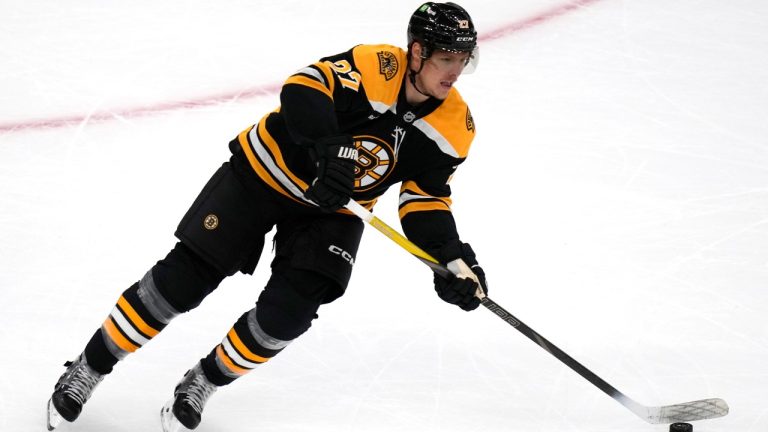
160 362 218 431
46 353 104 430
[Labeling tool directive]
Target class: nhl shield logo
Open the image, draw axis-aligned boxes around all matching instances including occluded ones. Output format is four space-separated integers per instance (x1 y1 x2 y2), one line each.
377 51 399 81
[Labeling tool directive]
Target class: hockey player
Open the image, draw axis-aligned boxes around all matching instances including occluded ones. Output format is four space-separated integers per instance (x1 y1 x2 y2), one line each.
46 2 488 431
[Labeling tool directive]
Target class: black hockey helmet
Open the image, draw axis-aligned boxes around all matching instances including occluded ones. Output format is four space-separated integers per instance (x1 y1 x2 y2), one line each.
407 2 479 71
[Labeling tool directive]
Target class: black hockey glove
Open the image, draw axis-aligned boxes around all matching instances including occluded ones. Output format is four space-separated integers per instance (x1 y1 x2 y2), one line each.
432 240 488 311
304 134 357 212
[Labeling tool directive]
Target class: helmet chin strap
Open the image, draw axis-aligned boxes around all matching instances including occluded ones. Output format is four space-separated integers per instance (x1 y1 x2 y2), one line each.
408 71 431 98
408 56 431 99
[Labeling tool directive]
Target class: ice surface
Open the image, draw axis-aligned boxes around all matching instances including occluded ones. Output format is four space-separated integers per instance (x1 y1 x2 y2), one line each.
2 1 767 431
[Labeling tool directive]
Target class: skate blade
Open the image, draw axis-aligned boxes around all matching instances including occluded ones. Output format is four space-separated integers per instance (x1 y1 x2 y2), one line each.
160 399 188 432
46 398 65 431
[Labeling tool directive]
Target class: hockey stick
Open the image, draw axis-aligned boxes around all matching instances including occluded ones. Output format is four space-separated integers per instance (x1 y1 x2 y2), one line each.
345 199 729 424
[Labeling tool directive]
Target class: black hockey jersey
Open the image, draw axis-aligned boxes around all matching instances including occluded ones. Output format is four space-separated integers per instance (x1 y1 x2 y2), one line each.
236 44 477 252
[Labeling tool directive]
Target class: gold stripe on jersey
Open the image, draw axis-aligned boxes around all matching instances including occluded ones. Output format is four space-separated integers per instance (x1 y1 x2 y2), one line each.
251 117 316 205
238 122 308 204
339 198 378 216
284 74 333 100
400 180 453 208
399 200 452 219
237 122 380 214
289 63 335 96
398 180 453 219
238 126 297 202
256 118 311 192
312 62 336 95
352 44 407 113
416 89 475 158
359 197 378 209
400 181 451 203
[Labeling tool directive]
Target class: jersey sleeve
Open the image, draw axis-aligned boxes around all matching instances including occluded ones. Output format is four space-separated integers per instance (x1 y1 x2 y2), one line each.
279 44 408 146
279 45 396 146
279 54 345 146
399 165 462 257
399 90 477 256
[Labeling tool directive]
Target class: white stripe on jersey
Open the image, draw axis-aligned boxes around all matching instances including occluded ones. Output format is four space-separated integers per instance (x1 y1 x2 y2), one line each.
296 67 327 87
413 119 459 158
247 127 315 205
399 191 431 206
369 100 396 114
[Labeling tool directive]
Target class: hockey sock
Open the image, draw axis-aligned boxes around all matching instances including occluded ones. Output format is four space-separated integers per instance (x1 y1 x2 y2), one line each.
84 271 180 374
200 308 291 386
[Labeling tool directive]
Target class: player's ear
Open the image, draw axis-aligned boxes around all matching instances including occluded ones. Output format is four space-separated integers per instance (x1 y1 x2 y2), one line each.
411 42 423 59
410 42 423 69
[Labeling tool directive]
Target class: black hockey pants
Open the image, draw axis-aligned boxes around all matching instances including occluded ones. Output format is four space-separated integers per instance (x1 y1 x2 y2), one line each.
84 147 363 384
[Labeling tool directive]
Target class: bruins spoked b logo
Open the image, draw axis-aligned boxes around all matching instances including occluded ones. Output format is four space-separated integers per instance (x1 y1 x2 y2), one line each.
354 135 395 191
203 214 219 230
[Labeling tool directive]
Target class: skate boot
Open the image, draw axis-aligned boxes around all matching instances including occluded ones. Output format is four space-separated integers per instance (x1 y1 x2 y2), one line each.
46 353 105 431
160 362 218 431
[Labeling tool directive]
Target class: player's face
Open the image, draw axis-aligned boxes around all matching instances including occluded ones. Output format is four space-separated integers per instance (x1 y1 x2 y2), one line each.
417 49 471 100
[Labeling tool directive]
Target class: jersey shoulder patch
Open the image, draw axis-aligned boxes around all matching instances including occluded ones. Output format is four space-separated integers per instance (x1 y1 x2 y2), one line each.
417 89 476 159
352 44 408 113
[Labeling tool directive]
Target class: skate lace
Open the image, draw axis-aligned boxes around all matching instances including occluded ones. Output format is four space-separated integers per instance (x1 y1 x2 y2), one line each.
182 374 217 414
62 362 102 405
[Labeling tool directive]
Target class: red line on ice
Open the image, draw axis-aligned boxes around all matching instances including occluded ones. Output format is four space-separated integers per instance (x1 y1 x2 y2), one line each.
0 0 605 133
479 0 604 42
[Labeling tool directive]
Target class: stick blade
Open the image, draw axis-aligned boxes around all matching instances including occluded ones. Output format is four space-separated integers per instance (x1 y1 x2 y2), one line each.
643 398 729 424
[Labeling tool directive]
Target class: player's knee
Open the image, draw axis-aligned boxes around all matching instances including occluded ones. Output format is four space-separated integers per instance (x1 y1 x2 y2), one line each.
255 262 340 341
151 242 225 312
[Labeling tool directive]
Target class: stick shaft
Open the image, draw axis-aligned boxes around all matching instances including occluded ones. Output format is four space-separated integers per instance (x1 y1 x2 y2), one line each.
344 200 728 424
